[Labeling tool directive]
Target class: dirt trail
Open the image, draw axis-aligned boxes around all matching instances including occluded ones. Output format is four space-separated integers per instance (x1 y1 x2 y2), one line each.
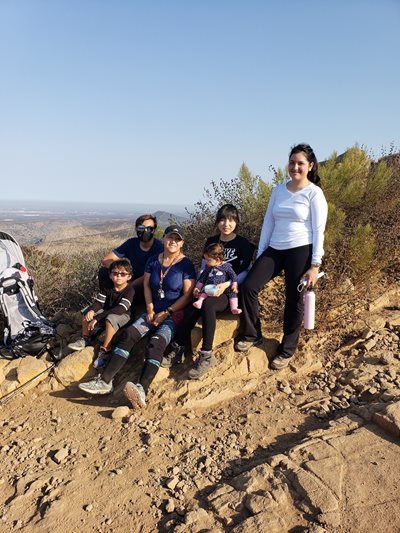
0 286 399 532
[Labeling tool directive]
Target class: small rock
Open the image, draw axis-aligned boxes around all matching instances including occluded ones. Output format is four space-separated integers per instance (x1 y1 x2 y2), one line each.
166 476 179 490
165 499 175 513
112 406 131 420
53 447 69 464
84 504 93 512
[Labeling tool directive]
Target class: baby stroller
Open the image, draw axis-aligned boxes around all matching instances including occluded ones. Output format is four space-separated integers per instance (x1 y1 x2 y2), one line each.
0 232 57 359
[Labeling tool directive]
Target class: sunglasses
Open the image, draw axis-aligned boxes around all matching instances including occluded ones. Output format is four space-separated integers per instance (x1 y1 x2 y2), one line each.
137 225 155 232
111 271 130 277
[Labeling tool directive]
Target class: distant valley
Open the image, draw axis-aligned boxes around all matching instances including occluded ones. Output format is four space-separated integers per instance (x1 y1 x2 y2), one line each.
0 200 188 248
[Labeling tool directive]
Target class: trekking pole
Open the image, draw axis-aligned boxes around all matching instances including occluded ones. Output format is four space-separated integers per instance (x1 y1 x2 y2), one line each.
0 359 58 406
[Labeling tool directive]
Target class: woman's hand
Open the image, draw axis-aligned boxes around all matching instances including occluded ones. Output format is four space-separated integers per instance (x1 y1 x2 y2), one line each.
211 281 231 297
193 287 200 297
302 265 320 289
88 319 97 331
85 310 95 321
153 310 169 326
146 312 155 324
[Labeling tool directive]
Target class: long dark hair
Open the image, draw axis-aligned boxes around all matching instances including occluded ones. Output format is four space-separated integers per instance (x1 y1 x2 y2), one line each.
289 143 321 187
215 204 240 226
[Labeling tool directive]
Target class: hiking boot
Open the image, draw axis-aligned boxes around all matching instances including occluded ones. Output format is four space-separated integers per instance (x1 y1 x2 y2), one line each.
270 355 291 370
78 375 113 395
188 351 217 380
161 342 185 368
68 337 88 351
234 337 263 352
123 382 146 409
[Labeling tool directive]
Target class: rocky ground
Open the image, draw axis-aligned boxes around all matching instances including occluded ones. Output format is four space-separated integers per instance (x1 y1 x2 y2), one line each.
0 285 399 533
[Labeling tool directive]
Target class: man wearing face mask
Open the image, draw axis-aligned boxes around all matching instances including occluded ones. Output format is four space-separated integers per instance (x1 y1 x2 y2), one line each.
99 214 163 305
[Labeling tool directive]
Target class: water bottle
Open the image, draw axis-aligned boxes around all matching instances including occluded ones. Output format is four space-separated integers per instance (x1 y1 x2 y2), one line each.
304 288 316 330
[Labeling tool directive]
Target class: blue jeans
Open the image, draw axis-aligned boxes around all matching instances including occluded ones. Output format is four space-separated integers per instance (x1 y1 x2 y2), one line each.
112 313 175 362
101 313 176 384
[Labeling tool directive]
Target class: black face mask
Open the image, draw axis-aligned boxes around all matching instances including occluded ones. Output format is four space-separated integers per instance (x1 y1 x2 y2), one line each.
137 227 155 243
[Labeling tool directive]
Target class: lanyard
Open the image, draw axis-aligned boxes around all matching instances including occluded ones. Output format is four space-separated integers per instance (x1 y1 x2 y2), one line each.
158 254 181 299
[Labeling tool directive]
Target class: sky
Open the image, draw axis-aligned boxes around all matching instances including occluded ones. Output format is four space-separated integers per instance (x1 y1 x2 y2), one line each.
0 0 399 209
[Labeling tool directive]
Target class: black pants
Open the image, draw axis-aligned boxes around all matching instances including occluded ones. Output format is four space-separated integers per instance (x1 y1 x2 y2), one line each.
174 295 230 352
102 323 169 393
240 244 312 358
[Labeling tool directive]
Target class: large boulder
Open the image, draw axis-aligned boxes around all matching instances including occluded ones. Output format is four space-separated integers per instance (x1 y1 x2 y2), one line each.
0 356 51 397
191 314 240 351
54 347 96 387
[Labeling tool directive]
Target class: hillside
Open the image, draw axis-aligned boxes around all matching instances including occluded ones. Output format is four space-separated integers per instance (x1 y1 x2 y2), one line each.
0 278 399 532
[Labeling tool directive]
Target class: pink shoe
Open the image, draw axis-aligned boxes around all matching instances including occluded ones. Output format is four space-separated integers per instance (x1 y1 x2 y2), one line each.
193 299 203 309
229 297 242 314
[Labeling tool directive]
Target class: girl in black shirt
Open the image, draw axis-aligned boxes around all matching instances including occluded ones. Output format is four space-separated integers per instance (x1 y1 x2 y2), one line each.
161 204 255 379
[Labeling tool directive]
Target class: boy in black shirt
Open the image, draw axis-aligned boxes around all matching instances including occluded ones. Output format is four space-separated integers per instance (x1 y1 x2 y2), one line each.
68 259 135 367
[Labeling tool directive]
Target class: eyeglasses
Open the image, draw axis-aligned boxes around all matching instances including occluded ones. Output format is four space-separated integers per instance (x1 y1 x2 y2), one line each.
137 225 155 232
111 271 130 277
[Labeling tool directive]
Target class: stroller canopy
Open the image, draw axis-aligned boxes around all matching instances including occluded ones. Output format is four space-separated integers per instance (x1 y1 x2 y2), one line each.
0 232 25 271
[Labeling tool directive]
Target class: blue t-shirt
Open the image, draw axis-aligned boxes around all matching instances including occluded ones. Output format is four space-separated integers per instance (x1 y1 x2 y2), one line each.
145 255 196 313
113 238 163 279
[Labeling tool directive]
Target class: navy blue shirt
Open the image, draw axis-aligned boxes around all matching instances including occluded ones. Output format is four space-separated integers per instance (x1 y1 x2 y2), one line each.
114 238 163 279
145 255 196 313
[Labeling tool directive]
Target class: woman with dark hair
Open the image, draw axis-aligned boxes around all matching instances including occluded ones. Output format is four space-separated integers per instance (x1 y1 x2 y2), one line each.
236 143 328 369
161 204 255 379
79 225 196 407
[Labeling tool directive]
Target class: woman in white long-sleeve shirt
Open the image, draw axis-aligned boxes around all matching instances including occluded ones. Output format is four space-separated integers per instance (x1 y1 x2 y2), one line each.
236 144 328 370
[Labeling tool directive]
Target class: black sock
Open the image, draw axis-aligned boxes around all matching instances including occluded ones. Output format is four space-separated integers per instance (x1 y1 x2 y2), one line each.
139 360 160 394
102 353 128 383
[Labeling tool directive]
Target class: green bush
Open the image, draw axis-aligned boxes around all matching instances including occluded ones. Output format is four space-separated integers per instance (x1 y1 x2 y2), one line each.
348 224 375 275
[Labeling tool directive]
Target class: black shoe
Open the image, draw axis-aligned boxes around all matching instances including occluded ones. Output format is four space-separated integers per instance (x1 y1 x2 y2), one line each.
161 342 185 368
188 351 217 380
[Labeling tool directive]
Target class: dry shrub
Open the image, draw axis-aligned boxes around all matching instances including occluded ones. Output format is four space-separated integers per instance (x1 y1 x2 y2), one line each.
23 245 108 317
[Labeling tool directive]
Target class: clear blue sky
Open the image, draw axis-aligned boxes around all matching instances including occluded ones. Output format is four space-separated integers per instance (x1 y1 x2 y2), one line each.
1 0 399 208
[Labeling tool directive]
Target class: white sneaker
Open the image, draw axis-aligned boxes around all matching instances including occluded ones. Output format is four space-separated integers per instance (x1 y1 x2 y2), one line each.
78 376 113 395
68 337 87 351
123 382 146 409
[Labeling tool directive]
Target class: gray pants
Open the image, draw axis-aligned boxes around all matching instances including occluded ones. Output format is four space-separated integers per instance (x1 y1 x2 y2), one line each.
95 311 131 331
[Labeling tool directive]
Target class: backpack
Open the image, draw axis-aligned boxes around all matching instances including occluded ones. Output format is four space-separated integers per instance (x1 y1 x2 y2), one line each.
0 232 57 359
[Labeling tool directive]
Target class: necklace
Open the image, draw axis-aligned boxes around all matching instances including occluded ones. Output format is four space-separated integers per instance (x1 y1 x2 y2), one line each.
158 253 182 299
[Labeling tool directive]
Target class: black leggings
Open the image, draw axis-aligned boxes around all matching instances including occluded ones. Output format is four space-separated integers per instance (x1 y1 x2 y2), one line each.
174 295 230 352
240 244 312 358
102 325 168 393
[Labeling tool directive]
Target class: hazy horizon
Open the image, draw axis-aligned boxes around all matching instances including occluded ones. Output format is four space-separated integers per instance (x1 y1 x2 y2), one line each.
0 199 190 218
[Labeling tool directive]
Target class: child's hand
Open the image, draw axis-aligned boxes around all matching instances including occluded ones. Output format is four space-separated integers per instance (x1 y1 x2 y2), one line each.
193 287 200 297
213 281 231 297
231 282 238 293
85 310 95 321
88 319 97 331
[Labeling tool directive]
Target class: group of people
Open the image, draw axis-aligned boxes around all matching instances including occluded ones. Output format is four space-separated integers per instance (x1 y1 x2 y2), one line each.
71 143 328 410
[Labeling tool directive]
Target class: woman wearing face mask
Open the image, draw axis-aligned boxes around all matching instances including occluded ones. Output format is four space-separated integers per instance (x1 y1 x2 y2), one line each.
79 225 196 407
99 214 163 304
